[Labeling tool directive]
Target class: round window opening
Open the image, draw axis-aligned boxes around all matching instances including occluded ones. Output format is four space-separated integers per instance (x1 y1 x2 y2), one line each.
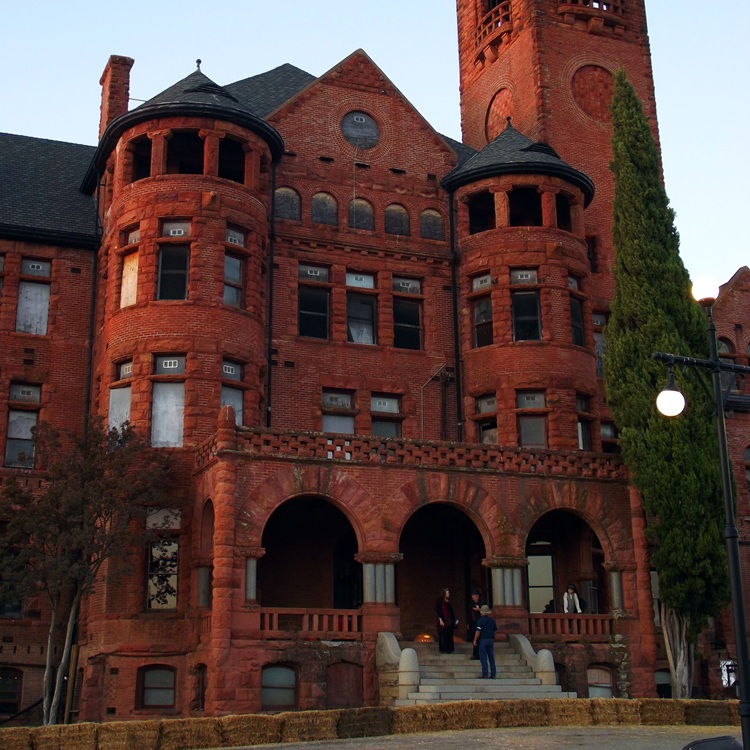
342 111 380 149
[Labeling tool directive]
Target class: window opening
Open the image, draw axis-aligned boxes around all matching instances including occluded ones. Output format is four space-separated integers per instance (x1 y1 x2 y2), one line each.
120 252 139 308
5 383 40 467
393 298 421 350
509 187 543 226
218 137 245 183
347 293 376 345
473 296 493 347
223 253 245 307
221 359 244 425
556 193 572 231
371 394 402 438
261 666 296 710
576 394 592 451
510 268 537 285
157 246 190 300
132 137 152 182
0 668 22 714
166 131 204 174
570 295 585 346
298 265 330 339
512 290 541 341
322 389 355 434
420 209 445 240
138 666 176 708
517 390 547 449
468 191 495 234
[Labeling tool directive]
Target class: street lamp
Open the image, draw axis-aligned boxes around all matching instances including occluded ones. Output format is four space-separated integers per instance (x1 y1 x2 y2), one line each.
654 279 750 750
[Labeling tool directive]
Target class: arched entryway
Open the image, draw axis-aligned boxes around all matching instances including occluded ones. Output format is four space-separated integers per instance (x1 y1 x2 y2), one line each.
525 509 607 614
397 504 486 640
259 496 363 608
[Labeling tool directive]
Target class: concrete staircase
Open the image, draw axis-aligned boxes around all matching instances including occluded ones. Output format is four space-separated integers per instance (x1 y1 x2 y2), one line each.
394 641 577 705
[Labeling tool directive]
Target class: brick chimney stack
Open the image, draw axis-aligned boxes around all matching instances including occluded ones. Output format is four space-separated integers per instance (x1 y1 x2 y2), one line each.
98 55 134 140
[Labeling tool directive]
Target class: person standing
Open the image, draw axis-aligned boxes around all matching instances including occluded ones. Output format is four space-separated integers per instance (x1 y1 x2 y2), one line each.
473 604 497 678
467 589 483 660
562 583 582 614
435 587 457 654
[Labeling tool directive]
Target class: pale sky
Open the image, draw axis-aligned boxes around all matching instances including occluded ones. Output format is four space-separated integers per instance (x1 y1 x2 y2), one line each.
2 1 747 286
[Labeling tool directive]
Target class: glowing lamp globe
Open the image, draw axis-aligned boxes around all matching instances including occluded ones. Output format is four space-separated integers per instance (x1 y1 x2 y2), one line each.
656 384 686 417
692 277 720 305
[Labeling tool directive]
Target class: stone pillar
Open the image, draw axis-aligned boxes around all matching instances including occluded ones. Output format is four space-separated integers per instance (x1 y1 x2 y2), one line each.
356 552 402 633
541 188 557 229
486 556 529 638
243 548 266 603
149 130 171 177
244 144 259 190
609 568 624 610
492 565 524 606
200 129 222 177
491 186 510 228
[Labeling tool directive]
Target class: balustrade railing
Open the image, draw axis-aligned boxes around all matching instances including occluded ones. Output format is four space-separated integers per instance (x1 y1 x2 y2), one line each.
476 2 513 47
558 0 625 17
259 607 362 639
529 613 614 641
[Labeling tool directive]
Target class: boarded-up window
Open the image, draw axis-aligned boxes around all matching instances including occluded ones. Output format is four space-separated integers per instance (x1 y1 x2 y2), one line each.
151 382 184 447
385 204 410 236
419 209 445 240
108 387 131 429
16 281 50 334
120 252 138 308
348 199 374 230
312 193 338 225
274 188 301 220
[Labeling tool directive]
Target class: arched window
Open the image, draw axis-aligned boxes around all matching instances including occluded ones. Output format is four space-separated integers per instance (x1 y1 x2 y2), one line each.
0 668 22 714
587 666 613 698
312 193 338 225
136 665 176 709
274 188 301 220
130 136 152 183
261 665 296 710
419 209 445 240
348 199 374 231
385 204 410 236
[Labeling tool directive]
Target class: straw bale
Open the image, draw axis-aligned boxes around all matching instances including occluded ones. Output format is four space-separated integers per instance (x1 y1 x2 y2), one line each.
589 698 640 725
0 726 32 750
278 709 341 742
30 725 61 750
440 700 498 730
546 699 594 726
159 717 223 750
336 707 392 738
685 700 738 726
96 719 160 750
60 722 98 750
391 704 447 734
218 713 283 746
495 699 549 728
639 698 686 725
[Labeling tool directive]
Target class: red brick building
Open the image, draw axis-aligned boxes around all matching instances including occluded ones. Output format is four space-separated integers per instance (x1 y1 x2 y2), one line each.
1 0 749 722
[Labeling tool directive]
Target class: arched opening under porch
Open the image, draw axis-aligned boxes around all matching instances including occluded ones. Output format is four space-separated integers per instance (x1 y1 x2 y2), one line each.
397 503 487 641
257 496 363 632
525 509 613 641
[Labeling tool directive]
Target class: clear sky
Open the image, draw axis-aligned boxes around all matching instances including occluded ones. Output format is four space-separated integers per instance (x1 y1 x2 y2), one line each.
2 1 747 286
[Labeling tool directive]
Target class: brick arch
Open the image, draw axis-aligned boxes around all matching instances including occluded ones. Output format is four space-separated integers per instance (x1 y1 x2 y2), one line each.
385 473 499 556
235 465 375 551
518 481 627 561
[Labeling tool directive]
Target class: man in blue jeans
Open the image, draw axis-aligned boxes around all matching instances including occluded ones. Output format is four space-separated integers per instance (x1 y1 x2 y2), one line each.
473 604 497 678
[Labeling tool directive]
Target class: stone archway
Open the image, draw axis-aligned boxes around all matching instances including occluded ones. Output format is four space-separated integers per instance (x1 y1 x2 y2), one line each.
397 504 486 640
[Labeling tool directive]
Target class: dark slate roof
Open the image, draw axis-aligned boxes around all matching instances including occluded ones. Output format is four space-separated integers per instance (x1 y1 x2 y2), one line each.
442 121 595 205
0 133 98 247
441 134 477 170
225 64 317 118
141 69 246 115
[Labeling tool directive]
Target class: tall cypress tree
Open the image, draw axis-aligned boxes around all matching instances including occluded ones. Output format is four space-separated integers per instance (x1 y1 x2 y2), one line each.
604 69 728 697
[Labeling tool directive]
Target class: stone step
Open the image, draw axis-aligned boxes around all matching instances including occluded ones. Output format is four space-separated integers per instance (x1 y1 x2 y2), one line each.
408 684 573 699
394 691 578 705
414 679 543 691
420 667 532 678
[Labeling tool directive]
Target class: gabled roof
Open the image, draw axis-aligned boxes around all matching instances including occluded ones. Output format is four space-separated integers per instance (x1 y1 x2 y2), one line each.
442 120 595 205
225 64 317 118
0 132 98 248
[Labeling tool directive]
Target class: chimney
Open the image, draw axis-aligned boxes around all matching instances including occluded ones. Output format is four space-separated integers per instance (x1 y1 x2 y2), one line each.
98 55 135 141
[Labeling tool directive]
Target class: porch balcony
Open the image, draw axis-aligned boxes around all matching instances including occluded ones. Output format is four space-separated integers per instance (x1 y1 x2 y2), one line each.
529 612 614 642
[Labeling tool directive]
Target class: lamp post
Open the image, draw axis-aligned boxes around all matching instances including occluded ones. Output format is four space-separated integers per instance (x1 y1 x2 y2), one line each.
654 279 750 750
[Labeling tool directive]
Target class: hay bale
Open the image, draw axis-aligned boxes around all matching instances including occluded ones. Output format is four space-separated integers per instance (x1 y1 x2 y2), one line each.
546 699 593 726
440 701 498 730
96 719 160 750
336 707 392 738
0 726 32 750
60 722 98 750
159 717 223 750
590 698 640 726
30 725 61 750
278 709 340 742
391 704 447 734
639 698 686 725
686 700 738 726
495 699 549 728
218 713 283 746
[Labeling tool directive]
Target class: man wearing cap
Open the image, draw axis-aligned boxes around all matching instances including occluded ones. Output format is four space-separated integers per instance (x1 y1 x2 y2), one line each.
473 604 497 679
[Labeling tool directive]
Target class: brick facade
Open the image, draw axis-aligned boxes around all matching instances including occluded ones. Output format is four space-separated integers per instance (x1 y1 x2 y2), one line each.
0 0 749 724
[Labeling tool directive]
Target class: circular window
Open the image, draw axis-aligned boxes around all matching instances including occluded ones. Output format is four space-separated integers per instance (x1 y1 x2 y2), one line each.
342 111 380 149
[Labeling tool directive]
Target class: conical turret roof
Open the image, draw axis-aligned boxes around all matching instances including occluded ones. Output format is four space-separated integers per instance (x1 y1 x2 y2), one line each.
442 120 595 205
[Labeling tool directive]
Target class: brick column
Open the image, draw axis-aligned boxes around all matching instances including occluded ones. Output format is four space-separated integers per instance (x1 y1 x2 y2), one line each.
149 130 171 177
200 129 223 177
491 186 510 228
356 552 402 634
486 555 529 639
